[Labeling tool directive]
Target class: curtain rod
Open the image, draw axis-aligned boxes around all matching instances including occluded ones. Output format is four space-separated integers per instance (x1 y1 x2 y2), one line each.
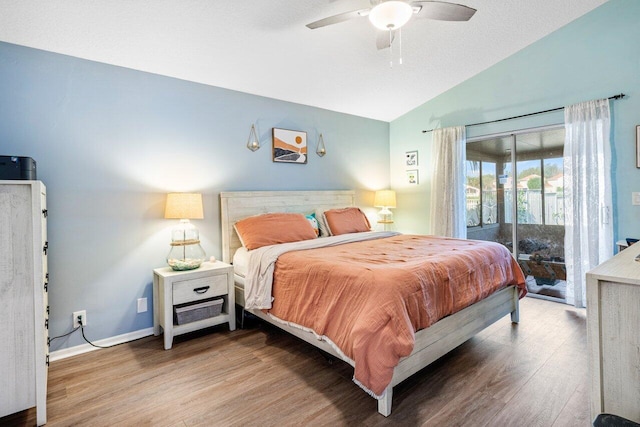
421 93 626 134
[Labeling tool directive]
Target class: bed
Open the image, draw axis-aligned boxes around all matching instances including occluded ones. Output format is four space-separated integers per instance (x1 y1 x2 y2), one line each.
220 190 525 416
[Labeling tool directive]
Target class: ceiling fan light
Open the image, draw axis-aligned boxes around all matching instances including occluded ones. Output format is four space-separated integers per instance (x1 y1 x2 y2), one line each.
369 1 413 31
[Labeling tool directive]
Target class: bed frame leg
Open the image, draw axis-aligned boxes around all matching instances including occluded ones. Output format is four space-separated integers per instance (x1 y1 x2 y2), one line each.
378 385 393 417
237 306 246 329
510 289 520 324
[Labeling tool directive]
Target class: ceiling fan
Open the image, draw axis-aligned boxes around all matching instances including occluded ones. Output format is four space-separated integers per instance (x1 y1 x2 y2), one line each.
306 1 476 51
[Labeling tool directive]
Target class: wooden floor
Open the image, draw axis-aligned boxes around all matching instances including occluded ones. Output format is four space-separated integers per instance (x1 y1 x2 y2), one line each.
3 298 590 427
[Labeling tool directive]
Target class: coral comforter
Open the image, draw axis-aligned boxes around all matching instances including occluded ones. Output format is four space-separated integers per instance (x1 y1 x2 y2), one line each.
252 234 526 397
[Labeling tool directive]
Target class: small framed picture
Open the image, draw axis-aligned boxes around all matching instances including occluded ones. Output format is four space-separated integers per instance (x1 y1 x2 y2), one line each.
407 169 419 185
405 150 418 167
636 125 640 168
273 128 307 164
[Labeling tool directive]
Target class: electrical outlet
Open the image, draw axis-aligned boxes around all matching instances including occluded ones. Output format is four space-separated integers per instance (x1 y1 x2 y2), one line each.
137 297 148 313
73 310 87 328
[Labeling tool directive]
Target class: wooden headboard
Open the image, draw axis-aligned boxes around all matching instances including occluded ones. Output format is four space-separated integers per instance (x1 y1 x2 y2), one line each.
220 190 356 263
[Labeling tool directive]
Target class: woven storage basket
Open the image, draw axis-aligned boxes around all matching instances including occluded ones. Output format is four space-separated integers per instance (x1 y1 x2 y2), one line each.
174 298 223 325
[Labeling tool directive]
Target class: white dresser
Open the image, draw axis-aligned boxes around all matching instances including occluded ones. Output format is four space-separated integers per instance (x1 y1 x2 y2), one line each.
0 181 48 425
586 242 640 423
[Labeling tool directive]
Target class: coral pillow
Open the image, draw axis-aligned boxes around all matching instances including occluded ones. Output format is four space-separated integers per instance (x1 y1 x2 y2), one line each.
324 207 371 235
234 213 317 250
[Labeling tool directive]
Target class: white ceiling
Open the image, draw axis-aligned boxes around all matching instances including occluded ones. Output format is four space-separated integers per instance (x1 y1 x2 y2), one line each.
0 0 609 122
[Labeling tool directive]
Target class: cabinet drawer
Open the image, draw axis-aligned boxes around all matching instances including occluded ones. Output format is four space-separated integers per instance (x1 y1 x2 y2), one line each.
173 274 228 305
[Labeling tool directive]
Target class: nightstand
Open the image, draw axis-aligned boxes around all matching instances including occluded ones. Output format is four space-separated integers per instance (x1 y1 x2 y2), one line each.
377 220 395 232
153 261 235 350
616 240 628 252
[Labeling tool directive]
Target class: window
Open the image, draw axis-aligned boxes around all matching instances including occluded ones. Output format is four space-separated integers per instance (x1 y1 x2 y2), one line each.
544 158 564 225
466 160 497 227
504 157 564 225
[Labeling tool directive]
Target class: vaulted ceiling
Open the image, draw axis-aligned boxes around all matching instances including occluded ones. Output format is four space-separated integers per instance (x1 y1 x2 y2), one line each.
0 0 609 121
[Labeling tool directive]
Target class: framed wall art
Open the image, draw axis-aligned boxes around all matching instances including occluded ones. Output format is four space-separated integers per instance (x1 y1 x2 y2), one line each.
407 169 419 185
405 150 418 167
273 128 307 164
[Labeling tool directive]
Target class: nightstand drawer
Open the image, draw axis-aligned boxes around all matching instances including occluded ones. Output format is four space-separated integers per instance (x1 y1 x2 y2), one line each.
173 275 228 305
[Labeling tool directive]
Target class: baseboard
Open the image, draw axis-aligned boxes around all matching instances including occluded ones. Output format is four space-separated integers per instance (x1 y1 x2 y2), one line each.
525 292 566 304
49 327 155 362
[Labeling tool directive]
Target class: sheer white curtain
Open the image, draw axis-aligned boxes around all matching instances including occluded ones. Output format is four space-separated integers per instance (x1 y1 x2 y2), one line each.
430 126 467 238
564 98 613 308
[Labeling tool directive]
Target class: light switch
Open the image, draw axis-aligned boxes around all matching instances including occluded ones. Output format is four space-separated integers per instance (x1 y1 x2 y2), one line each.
633 192 640 206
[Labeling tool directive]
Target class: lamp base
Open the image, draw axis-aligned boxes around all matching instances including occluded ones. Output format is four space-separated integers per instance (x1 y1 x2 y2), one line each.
167 258 203 271
167 240 206 271
377 207 393 224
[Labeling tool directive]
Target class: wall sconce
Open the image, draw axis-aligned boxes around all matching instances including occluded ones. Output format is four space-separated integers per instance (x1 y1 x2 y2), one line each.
316 133 327 157
247 124 260 151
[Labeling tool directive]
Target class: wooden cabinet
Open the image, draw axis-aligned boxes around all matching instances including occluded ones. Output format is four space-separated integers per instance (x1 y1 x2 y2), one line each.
153 261 235 350
0 181 48 425
615 239 629 252
586 243 640 423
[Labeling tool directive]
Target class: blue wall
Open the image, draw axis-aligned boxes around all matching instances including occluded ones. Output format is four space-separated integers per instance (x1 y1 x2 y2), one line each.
0 42 390 350
390 0 640 244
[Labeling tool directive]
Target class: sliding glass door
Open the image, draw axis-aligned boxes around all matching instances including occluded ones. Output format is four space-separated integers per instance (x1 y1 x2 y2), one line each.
466 127 566 302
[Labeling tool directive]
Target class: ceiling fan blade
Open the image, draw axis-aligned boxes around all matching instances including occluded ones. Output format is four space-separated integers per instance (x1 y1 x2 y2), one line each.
376 30 396 50
412 1 476 21
306 8 370 29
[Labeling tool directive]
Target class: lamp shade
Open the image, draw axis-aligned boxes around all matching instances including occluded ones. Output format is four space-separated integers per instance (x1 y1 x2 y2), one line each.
374 190 397 208
164 193 204 219
368 1 413 30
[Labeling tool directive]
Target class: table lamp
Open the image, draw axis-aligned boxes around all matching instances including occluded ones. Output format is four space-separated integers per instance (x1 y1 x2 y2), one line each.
374 190 397 224
164 193 206 270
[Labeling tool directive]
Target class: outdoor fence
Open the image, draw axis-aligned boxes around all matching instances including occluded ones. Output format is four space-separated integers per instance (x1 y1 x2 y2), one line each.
466 189 564 227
